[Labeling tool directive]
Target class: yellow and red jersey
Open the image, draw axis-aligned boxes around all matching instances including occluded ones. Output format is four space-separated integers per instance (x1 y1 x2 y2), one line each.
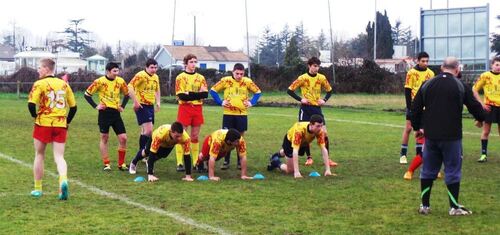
85 76 128 109
175 71 207 105
288 73 332 106
211 76 261 115
150 124 191 154
286 122 326 150
128 70 159 105
28 76 76 128
473 71 500 106
206 129 246 159
404 67 435 100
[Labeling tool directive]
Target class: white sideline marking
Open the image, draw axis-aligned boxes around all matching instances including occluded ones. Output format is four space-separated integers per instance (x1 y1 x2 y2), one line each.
167 105 490 136
0 152 231 235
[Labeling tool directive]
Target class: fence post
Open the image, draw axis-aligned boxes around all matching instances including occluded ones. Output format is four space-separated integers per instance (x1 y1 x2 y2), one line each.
17 80 21 99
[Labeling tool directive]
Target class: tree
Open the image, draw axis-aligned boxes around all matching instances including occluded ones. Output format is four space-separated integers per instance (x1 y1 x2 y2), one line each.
366 11 394 59
102 45 115 61
82 46 98 58
491 16 500 56
284 36 302 67
316 29 329 50
392 20 412 45
349 33 369 58
60 19 93 54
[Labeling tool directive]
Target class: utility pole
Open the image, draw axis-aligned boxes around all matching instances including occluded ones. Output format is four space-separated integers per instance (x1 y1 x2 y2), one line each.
168 0 177 96
12 21 16 52
245 0 252 77
327 0 336 83
194 15 197 46
373 0 377 61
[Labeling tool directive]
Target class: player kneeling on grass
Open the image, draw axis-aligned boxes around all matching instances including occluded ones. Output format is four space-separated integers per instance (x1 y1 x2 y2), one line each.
195 128 253 181
129 122 193 182
267 114 334 178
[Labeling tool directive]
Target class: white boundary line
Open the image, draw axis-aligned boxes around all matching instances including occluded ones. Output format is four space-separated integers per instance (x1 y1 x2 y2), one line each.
0 152 232 235
167 105 491 137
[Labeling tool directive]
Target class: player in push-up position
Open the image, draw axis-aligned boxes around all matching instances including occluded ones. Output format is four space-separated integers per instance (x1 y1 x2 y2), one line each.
195 128 253 181
267 114 334 178
129 122 193 182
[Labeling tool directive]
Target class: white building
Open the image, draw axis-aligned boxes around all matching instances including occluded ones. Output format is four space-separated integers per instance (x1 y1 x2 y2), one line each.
154 45 249 72
13 49 108 75
0 44 15 75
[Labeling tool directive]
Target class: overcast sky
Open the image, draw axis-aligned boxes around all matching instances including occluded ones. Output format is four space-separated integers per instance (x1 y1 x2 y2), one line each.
0 0 498 53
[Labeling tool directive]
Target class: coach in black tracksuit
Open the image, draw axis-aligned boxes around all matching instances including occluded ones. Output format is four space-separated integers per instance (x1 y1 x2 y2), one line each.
411 57 486 215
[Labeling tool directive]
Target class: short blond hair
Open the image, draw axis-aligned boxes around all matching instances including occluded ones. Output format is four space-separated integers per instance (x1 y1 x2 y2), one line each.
39 58 56 72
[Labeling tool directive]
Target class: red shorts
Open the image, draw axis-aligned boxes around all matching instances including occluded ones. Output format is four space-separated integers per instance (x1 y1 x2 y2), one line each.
177 104 204 126
33 125 68 143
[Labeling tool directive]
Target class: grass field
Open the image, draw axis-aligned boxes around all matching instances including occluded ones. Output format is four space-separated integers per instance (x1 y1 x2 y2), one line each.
0 93 499 234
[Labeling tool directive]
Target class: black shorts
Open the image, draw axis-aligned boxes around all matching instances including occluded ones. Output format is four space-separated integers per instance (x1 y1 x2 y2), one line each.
98 109 126 134
222 115 248 132
299 105 325 124
485 106 500 124
135 105 155 125
144 140 174 159
281 134 307 158
405 108 411 120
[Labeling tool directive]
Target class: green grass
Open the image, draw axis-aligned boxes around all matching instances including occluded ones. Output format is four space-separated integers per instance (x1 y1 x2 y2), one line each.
0 94 499 234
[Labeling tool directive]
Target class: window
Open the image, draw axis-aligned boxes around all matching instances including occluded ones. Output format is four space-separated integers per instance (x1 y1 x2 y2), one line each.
435 38 447 60
423 39 435 59
435 15 447 37
448 37 461 58
218 64 226 71
462 37 474 59
461 13 474 35
475 12 487 34
448 14 460 36
199 63 207 69
423 15 434 37
475 36 487 59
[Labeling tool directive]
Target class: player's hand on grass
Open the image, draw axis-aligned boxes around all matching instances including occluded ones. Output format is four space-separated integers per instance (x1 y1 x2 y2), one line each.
300 98 310 105
96 104 106 110
209 176 220 181
133 101 143 112
182 175 194 182
294 172 303 179
475 120 484 128
324 170 337 176
317 99 326 106
241 175 253 180
148 174 159 182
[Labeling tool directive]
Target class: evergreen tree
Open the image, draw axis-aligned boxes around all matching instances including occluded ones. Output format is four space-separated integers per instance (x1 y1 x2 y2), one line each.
284 36 302 67
366 10 394 59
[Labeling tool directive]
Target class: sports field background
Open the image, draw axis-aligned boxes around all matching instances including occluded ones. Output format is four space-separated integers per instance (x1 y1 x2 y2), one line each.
0 93 499 234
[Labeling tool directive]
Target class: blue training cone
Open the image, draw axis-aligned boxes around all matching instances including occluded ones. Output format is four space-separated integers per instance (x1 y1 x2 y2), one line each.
197 175 209 181
253 173 265 180
134 176 146 182
309 171 321 177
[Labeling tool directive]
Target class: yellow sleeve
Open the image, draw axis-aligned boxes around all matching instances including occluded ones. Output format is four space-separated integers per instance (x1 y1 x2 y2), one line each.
237 138 247 158
154 75 160 92
66 84 76 108
181 132 191 155
247 79 261 94
288 77 303 91
28 81 42 104
209 137 222 158
149 131 164 154
211 79 226 92
128 74 144 90
291 130 302 150
404 71 414 89
85 80 99 95
321 76 332 92
473 74 486 92
175 74 187 95
316 131 326 148
120 79 129 95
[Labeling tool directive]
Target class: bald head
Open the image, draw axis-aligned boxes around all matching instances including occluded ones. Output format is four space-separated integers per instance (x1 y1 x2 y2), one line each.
441 57 460 76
